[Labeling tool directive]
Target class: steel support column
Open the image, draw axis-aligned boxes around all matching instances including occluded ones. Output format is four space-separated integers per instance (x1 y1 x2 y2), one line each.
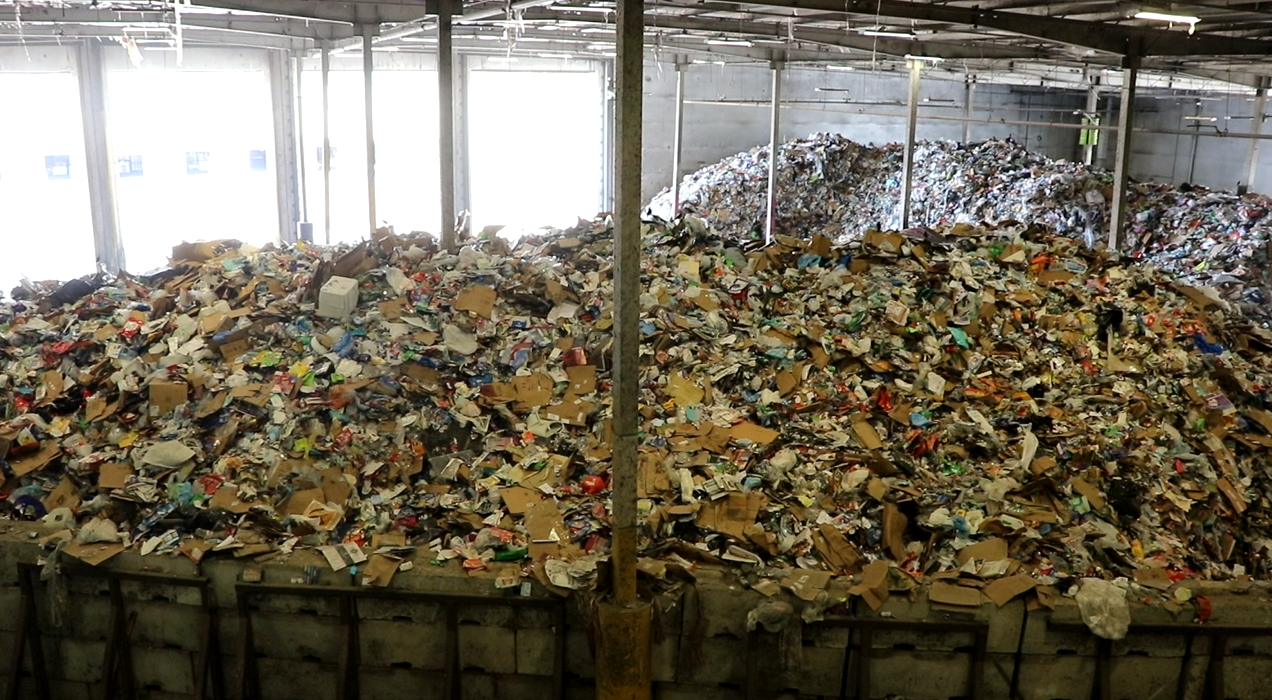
363 26 378 234
321 43 332 245
294 51 311 235
1082 81 1099 166
269 50 301 244
1109 55 1139 251
439 0 457 250
671 60 686 217
962 78 975 144
1245 80 1268 190
764 60 782 244
77 40 124 273
901 57 921 229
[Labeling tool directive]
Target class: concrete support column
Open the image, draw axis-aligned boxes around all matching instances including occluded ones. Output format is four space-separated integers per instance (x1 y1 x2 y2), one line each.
438 0 457 250
1082 81 1099 166
76 40 124 273
901 57 922 229
269 50 301 245
598 0 653 695
671 60 686 217
610 0 642 611
363 26 378 234
962 78 975 145
1245 80 1268 191
321 43 333 245
1109 55 1139 251
764 60 782 244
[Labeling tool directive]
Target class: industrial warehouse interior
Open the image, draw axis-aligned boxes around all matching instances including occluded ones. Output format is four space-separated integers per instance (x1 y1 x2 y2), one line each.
7 0 1272 699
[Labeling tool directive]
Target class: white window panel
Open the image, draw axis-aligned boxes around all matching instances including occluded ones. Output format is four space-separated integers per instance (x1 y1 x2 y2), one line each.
0 53 95 295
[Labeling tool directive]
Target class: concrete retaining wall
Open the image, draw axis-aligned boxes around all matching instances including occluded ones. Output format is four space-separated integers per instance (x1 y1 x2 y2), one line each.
2 521 1271 700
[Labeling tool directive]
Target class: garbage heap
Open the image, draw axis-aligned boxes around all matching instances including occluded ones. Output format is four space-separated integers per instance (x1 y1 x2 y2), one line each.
3 219 1272 610
648 134 1272 322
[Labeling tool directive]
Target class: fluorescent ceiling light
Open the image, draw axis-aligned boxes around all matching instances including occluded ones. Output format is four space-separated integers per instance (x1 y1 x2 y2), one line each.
537 52 574 58
858 27 914 39
707 38 754 47
1134 10 1199 33
825 64 855 71
1134 10 1200 23
550 3 614 13
905 54 944 63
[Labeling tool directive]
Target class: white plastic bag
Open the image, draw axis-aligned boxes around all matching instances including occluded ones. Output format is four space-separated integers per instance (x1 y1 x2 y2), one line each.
1075 578 1131 640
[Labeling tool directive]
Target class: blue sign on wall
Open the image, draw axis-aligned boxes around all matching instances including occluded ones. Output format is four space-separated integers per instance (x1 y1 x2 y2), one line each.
45 155 71 180
316 146 336 170
249 149 267 172
117 155 144 177
186 151 212 175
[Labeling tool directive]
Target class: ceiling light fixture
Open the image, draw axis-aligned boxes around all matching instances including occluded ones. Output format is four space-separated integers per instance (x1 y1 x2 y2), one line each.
825 64 855 71
905 54 944 63
1134 11 1199 34
707 38 754 47
858 27 915 39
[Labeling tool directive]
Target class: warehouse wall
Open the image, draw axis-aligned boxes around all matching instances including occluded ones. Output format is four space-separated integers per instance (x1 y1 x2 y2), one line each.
1126 91 1272 192
641 60 1088 204
639 60 1272 205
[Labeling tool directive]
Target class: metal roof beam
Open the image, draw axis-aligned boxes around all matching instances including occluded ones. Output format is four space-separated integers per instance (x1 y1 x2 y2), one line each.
0 24 309 49
512 9 1045 58
184 0 438 25
738 0 1272 55
7 6 357 39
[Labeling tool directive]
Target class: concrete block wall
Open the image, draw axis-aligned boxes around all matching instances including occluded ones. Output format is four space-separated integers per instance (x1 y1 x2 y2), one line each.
3 519 1272 700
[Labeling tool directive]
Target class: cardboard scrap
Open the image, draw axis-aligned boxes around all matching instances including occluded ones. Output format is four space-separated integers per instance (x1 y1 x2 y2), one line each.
565 364 597 395
781 569 834 601
43 477 81 512
361 554 402 587
848 560 890 610
149 379 189 415
811 523 861 573
98 463 134 490
984 574 1037 607
696 492 766 540
729 421 779 446
852 420 884 451
500 485 544 514
929 582 983 608
64 540 125 566
882 502 908 561
956 537 1009 566
454 284 497 318
11 442 61 477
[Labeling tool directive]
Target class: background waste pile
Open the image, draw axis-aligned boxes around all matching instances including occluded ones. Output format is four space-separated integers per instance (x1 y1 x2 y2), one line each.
647 134 1272 323
2 218 1271 614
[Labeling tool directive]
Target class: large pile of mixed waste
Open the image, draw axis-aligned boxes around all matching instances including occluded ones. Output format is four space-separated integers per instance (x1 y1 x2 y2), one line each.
2 217 1269 617
648 134 1272 323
